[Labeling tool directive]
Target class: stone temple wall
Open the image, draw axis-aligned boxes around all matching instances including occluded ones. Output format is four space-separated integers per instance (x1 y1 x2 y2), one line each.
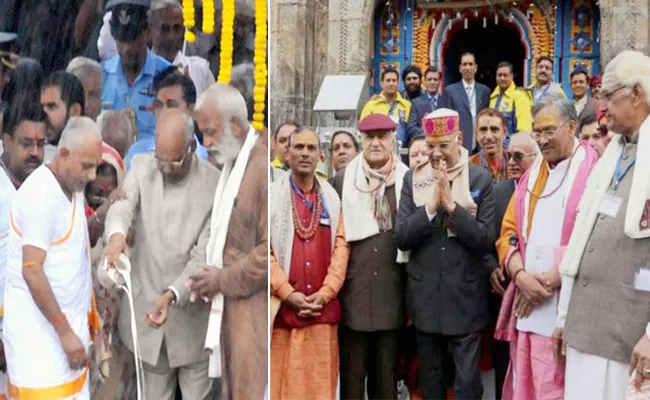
270 0 650 129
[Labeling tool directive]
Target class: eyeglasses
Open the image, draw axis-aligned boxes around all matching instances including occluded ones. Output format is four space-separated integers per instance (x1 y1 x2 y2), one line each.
506 151 534 162
16 137 47 150
531 120 571 140
601 85 629 101
154 146 191 168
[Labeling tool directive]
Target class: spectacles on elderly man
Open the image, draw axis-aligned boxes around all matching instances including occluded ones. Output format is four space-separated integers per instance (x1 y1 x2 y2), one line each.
506 151 534 162
601 85 629 101
155 145 191 167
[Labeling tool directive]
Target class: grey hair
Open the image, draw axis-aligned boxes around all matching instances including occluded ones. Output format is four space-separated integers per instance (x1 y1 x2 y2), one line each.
58 117 103 152
66 57 102 79
509 132 540 155
602 50 650 104
532 92 578 122
230 63 255 103
182 111 194 146
97 110 134 144
195 83 250 129
149 0 182 17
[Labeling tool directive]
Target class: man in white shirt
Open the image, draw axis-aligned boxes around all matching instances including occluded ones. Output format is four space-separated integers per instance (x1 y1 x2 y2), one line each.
0 102 48 399
496 94 598 399
3 117 103 399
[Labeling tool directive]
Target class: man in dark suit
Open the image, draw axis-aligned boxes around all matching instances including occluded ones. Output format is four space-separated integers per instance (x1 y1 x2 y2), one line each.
488 132 538 399
405 65 442 140
569 65 597 124
440 52 490 153
396 108 495 399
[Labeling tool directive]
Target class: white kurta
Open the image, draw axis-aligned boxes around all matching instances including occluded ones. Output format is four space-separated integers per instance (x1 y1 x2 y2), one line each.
3 165 92 398
0 165 15 398
517 157 572 338
565 347 628 400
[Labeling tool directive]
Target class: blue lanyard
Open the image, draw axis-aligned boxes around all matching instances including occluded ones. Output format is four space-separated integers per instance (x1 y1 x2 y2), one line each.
388 101 397 117
290 177 330 219
613 148 636 192
495 93 504 110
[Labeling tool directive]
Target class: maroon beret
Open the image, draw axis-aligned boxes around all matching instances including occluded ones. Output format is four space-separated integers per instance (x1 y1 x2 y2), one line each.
590 74 602 88
357 113 397 133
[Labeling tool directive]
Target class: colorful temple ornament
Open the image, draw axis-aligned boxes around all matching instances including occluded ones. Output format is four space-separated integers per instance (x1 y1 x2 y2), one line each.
217 0 235 83
252 0 267 131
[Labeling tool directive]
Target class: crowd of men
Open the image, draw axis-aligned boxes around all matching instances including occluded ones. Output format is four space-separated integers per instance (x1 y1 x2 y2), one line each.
0 0 267 399
269 49 650 400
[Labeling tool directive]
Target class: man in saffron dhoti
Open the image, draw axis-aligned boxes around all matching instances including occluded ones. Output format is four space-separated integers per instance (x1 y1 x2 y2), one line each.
270 127 349 399
555 50 650 400
495 93 598 399
187 83 268 400
3 117 103 399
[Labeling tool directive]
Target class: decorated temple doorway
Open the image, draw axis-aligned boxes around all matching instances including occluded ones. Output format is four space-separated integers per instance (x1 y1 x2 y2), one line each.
443 19 526 90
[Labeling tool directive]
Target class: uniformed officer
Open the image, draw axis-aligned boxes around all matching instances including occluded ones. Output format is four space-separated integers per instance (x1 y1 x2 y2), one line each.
101 0 171 145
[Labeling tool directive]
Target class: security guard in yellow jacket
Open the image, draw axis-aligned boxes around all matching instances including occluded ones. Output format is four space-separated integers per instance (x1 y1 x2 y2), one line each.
489 62 532 139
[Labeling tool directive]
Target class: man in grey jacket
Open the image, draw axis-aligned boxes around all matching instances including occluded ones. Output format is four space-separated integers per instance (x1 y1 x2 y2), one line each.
103 109 220 400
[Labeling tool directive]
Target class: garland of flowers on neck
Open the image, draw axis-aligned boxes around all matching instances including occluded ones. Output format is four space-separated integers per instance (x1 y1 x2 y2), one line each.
217 0 235 83
252 0 268 132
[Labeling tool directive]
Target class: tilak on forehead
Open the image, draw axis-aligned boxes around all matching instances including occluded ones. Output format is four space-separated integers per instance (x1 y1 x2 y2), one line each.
421 108 460 143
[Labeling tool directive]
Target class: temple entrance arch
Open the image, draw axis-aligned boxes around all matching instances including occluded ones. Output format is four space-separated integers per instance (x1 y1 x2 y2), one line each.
442 18 527 90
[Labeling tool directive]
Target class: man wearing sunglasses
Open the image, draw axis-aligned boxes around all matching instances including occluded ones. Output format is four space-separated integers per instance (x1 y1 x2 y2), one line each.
103 109 220 400
496 93 599 399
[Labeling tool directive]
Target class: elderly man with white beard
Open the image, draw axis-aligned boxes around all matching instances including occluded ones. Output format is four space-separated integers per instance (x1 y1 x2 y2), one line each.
554 50 650 399
187 83 268 400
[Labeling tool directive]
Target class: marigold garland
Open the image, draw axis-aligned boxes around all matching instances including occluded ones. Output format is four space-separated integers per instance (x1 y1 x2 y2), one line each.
252 0 267 131
202 0 214 34
182 0 195 43
216 0 235 83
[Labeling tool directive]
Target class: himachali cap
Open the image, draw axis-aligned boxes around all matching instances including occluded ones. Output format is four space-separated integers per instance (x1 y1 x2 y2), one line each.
358 113 397 133
590 74 602 88
109 1 151 42
422 108 461 142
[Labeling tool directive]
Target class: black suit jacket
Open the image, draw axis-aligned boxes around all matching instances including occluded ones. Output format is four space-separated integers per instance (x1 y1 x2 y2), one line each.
440 81 490 152
405 93 441 140
494 179 516 235
396 164 495 335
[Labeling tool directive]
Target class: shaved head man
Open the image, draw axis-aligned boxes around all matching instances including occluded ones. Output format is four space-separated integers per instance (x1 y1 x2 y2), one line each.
3 116 103 399
102 107 220 400
506 132 538 180
97 110 133 159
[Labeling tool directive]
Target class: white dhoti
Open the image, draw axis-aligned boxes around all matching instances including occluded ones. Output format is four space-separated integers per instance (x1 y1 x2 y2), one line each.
565 346 629 400
2 166 96 400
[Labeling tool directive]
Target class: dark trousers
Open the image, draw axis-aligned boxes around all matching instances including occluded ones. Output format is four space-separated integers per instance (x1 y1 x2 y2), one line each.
339 325 400 399
416 330 482 400
493 338 509 399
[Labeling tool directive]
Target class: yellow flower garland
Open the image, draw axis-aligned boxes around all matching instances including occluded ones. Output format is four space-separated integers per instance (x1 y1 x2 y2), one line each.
203 0 214 34
182 0 195 43
217 0 235 83
252 0 267 131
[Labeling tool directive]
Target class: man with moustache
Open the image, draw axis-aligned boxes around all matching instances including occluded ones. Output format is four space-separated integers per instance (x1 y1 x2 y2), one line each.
330 130 359 174
396 108 495 399
490 61 532 138
101 0 171 145
40 71 86 162
103 109 219 399
0 102 47 398
440 53 490 152
187 83 268 400
525 56 566 105
469 109 509 182
402 65 424 101
554 50 650 399
406 66 442 139
496 93 598 399
3 117 103 398
270 127 349 399
333 114 409 399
